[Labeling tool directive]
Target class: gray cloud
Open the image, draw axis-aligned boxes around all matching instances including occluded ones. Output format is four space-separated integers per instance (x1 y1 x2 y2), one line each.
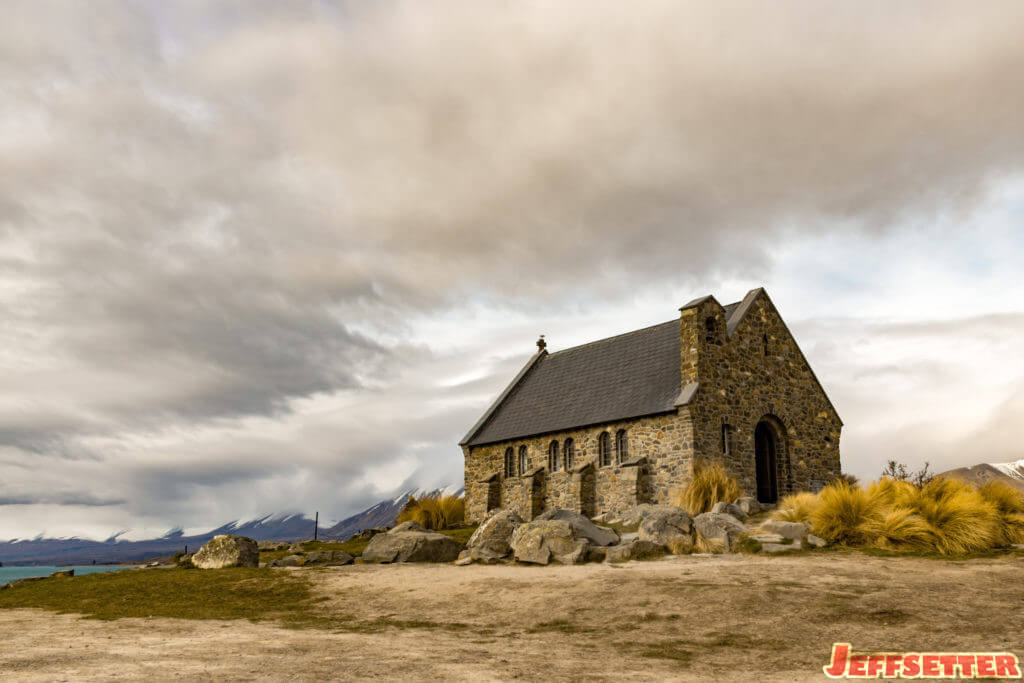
2 1 1024 536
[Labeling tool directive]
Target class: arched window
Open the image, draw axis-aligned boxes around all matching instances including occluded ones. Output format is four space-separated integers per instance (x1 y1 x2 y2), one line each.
615 429 628 464
548 440 560 472
563 438 575 470
705 316 719 344
504 447 515 477
598 431 611 467
518 446 528 474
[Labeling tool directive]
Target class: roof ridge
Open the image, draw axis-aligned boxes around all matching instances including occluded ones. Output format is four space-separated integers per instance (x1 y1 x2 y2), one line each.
547 318 677 357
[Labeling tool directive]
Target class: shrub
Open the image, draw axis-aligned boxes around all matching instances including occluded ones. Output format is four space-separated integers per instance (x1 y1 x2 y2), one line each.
774 491 820 524
673 459 742 516
395 494 465 530
977 481 1024 545
908 480 1000 555
809 482 882 547
860 507 932 551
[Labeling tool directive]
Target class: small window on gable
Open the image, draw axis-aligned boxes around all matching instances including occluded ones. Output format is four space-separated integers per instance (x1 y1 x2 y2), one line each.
548 441 559 472
705 316 719 344
598 432 611 467
763 333 770 357
518 446 528 475
563 438 575 471
615 429 628 464
504 447 515 477
721 423 732 456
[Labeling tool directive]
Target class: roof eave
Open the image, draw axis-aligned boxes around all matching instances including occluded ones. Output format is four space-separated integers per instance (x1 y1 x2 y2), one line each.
459 350 547 446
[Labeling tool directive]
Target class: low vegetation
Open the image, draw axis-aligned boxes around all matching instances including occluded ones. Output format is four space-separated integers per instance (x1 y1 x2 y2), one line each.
673 459 742 515
774 475 1024 555
0 567 315 622
395 493 465 530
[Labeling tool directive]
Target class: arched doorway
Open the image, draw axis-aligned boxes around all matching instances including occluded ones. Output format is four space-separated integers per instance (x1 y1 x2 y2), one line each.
754 421 779 504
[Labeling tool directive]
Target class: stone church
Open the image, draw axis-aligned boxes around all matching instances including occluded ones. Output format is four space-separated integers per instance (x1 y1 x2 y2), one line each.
460 288 842 523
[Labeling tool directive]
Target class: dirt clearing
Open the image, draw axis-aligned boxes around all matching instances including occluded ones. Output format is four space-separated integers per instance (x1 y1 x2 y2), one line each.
1 553 1021 681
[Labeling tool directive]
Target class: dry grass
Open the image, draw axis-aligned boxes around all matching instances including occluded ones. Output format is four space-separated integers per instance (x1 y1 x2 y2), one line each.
395 494 465 530
775 475 1024 556
773 491 820 523
673 459 742 516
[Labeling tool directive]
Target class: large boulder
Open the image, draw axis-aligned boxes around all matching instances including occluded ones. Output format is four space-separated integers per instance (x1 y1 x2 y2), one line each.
467 509 523 558
604 540 669 563
759 520 808 541
711 501 747 520
389 521 428 534
362 531 464 564
193 535 259 569
619 504 687 528
510 520 588 565
269 554 306 567
638 507 693 552
693 513 747 553
535 509 619 546
305 550 354 566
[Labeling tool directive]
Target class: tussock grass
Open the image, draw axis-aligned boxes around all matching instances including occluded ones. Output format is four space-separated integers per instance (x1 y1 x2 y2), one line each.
673 459 742 516
396 494 465 530
775 475 1024 556
774 491 820 523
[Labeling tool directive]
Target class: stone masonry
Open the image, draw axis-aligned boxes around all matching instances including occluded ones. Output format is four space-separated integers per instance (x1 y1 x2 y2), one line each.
461 289 842 523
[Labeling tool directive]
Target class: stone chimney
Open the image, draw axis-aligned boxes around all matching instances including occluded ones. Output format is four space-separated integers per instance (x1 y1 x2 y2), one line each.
678 295 725 389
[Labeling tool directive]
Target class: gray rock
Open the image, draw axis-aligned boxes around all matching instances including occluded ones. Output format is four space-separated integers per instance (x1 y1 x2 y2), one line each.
711 501 747 520
51 569 74 578
454 553 474 566
467 509 523 558
586 546 608 563
806 534 827 548
619 504 687 528
638 507 693 551
693 513 747 553
762 542 799 553
362 531 464 564
270 554 306 567
590 513 609 523
751 533 785 544
759 520 808 541
389 520 428 534
193 534 259 569
509 520 582 565
535 509 619 546
605 540 669 563
734 497 761 515
304 550 354 566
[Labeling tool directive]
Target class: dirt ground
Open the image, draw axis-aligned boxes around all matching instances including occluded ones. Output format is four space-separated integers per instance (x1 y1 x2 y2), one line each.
1 553 1022 681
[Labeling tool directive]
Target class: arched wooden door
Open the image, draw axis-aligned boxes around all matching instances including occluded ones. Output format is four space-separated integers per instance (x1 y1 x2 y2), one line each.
754 421 779 504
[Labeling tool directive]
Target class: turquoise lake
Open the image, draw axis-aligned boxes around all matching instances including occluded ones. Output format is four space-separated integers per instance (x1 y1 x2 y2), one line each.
0 565 133 585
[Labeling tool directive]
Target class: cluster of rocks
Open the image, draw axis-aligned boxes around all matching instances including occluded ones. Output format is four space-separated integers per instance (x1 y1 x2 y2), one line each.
456 497 825 565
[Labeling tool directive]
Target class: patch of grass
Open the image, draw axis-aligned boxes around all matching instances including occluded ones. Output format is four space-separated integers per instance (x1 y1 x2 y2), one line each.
672 458 742 516
0 567 314 622
773 491 820 524
732 535 762 554
525 618 591 634
634 640 694 663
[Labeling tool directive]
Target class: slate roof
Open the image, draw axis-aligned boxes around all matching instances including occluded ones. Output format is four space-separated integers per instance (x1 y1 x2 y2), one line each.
464 301 743 447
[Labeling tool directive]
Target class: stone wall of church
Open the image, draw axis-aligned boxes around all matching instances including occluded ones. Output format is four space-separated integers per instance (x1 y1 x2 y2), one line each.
462 410 696 524
680 292 842 498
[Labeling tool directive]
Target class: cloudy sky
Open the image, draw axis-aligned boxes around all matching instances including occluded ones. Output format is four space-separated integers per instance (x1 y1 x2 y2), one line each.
3 1 1024 540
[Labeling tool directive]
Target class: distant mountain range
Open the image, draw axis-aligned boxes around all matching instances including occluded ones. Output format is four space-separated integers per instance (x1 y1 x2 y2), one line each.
941 458 1024 493
0 485 461 566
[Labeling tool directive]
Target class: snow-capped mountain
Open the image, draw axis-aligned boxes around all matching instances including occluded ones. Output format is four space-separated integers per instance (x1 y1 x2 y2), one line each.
0 486 462 566
940 458 1024 492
